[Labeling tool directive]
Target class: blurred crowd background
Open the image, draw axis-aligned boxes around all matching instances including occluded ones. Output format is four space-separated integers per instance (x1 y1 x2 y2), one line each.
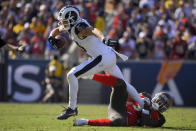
0 0 196 61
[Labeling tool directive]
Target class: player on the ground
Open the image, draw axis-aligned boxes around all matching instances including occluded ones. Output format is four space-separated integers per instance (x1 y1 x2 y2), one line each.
48 5 146 120
74 73 172 127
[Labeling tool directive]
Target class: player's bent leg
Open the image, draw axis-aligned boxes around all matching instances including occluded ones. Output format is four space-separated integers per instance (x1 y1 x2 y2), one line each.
58 55 105 120
115 78 126 87
108 78 128 126
92 73 118 87
67 71 79 109
106 65 144 109
74 79 127 126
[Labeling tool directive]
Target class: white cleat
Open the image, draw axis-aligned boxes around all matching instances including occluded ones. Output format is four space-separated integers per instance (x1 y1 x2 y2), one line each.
73 119 88 126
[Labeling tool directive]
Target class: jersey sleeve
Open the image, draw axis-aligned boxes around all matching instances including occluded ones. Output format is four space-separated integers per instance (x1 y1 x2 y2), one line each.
74 22 90 37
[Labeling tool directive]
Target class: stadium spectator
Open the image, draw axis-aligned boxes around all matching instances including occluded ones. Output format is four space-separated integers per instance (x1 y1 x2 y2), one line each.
30 17 46 35
119 31 136 59
0 0 196 60
187 27 196 59
13 19 25 34
170 31 188 60
153 32 165 59
94 10 105 32
136 32 152 59
31 30 45 55
22 3 36 23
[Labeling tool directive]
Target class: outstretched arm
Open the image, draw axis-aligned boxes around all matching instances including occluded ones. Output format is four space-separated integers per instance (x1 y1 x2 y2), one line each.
0 38 26 52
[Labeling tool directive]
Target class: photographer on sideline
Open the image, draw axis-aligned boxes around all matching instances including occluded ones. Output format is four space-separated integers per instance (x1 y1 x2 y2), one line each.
42 55 64 102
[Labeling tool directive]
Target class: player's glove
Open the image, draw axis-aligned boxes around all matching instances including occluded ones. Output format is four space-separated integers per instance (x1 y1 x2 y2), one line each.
140 98 152 125
102 38 119 47
143 97 152 111
48 36 60 49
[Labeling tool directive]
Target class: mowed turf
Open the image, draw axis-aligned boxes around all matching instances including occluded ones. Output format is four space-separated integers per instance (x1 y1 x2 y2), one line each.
0 103 196 131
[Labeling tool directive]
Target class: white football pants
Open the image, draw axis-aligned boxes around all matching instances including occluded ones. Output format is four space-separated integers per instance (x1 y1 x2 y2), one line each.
67 49 144 109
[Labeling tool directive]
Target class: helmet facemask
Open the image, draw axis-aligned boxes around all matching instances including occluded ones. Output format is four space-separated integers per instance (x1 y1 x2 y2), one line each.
57 6 80 31
151 92 172 113
58 20 70 31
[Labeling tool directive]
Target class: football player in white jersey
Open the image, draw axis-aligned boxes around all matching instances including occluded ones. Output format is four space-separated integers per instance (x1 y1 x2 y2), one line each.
48 5 146 120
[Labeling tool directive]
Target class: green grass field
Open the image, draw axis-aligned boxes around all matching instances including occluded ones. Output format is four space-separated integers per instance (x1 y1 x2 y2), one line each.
0 103 196 131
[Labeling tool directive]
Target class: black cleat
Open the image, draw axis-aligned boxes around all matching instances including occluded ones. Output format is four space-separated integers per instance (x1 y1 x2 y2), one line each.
57 107 78 120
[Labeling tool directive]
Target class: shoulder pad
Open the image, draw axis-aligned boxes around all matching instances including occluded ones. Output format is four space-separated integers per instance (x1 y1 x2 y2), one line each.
75 22 89 35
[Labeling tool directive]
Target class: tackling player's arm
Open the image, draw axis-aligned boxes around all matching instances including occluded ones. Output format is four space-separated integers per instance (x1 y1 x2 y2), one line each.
0 37 26 52
7 43 26 53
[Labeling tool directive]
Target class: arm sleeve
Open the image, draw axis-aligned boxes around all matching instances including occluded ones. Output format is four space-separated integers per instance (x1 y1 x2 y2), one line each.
0 38 7 48
140 111 165 127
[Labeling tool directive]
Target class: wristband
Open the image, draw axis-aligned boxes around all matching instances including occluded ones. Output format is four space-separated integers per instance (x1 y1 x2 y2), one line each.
48 36 58 49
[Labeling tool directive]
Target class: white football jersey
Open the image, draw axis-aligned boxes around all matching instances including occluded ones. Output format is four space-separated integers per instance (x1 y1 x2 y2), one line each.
70 19 112 57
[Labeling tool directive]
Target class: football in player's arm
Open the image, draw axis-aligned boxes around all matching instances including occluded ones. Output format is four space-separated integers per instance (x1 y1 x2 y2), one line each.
48 22 118 50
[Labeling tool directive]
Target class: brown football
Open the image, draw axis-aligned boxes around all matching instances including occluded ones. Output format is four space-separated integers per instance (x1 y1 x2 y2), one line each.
55 35 67 49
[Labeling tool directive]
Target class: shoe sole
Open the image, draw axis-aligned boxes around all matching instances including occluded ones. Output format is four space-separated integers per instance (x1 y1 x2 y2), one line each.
57 113 77 120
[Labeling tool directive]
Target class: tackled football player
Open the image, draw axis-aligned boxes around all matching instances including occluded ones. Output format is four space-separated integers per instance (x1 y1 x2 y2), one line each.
74 73 173 127
48 5 146 120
